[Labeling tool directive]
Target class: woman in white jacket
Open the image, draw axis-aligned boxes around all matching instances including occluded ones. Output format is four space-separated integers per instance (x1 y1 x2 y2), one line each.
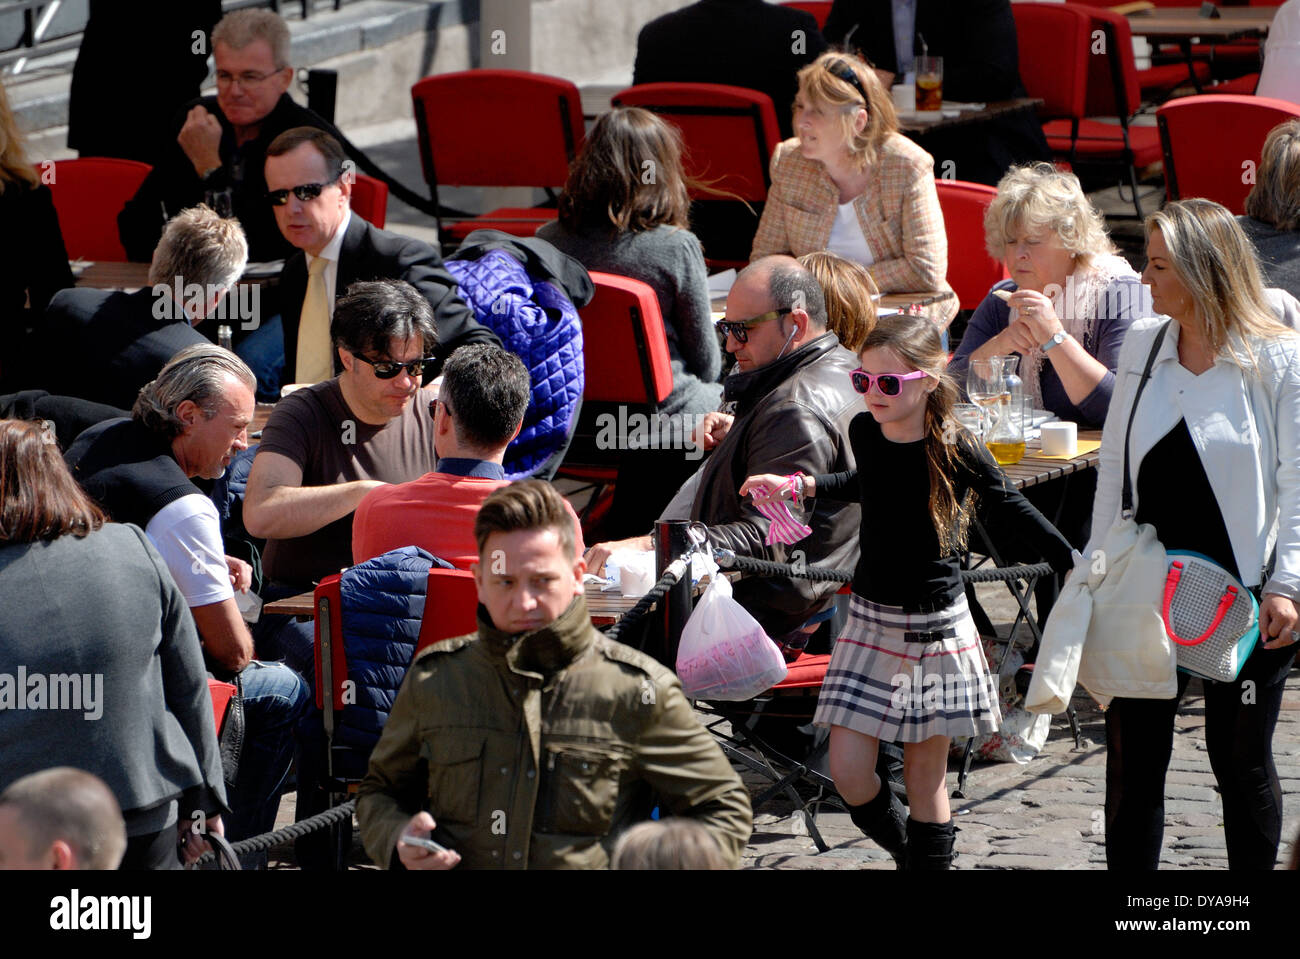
1089 199 1300 870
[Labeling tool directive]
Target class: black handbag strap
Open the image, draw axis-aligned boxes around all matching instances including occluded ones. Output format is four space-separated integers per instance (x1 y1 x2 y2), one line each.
1121 322 1171 517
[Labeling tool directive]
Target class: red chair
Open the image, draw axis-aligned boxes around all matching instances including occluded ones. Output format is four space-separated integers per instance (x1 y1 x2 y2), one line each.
554 272 675 520
410 69 583 251
1157 93 1300 213
1016 4 1164 217
207 678 237 735
416 568 479 654
612 82 781 270
934 180 1008 311
45 157 151 261
349 173 388 228
780 1 832 29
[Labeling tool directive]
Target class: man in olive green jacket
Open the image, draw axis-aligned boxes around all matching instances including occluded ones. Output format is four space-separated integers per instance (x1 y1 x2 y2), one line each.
357 480 752 869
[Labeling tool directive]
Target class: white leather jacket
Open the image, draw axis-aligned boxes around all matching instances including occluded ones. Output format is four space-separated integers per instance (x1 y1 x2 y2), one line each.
1085 316 1300 601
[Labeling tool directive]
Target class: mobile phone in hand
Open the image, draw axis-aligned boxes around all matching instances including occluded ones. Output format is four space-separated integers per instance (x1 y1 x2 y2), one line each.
400 834 450 854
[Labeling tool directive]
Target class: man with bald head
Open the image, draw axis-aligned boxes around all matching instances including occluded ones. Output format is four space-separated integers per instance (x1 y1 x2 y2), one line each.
0 768 127 870
587 255 862 658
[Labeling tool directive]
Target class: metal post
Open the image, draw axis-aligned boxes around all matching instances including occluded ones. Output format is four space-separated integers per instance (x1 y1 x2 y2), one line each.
655 520 693 668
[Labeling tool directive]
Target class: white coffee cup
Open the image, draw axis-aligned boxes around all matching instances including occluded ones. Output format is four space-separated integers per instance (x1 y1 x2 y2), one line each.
891 82 916 114
1040 420 1078 457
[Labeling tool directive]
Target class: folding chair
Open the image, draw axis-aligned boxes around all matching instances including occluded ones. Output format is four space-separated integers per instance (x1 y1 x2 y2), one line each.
1067 0 1212 99
348 173 388 228
44 157 151 261
416 567 479 653
1157 93 1300 214
554 272 674 528
934 180 1008 311
410 69 584 251
208 678 236 735
612 82 780 270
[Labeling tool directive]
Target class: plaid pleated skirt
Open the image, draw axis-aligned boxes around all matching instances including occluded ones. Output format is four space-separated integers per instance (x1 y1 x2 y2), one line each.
813 592 1001 742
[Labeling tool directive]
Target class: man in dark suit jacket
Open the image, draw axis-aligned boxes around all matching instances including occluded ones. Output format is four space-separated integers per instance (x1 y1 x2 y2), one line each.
824 0 1051 185
634 0 828 142
117 9 338 263
43 206 248 411
265 127 496 387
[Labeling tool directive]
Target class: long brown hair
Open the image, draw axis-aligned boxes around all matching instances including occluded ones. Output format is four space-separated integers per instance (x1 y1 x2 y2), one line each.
860 314 970 554
557 107 692 235
0 420 105 544
800 250 878 352
0 79 38 193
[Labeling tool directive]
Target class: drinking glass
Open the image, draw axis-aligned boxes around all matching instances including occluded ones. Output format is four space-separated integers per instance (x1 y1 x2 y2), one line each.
916 55 943 111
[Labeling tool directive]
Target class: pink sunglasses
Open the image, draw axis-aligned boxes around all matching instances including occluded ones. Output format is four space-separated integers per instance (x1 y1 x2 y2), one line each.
850 369 931 396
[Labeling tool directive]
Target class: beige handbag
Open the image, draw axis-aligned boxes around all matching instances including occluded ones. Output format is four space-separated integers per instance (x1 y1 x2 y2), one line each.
1028 324 1178 713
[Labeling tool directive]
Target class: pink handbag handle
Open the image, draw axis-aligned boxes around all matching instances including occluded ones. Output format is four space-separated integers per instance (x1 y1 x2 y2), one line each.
1162 560 1237 647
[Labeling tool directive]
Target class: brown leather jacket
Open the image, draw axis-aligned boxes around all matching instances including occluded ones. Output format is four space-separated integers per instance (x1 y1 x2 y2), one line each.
691 333 863 638
356 596 752 869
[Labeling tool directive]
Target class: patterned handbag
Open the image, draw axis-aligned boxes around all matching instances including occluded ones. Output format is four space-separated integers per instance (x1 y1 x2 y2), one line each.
1162 550 1260 683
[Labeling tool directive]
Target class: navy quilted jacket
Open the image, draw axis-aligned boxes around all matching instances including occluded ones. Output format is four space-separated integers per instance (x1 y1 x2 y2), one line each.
312 547 452 776
445 250 584 479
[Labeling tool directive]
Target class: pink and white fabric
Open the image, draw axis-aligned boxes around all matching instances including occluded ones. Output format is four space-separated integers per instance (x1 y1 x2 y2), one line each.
755 475 812 546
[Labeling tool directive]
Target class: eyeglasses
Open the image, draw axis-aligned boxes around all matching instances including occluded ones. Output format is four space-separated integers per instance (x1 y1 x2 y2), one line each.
850 369 931 395
716 309 792 344
352 352 434 379
216 69 284 88
266 177 340 206
829 62 870 107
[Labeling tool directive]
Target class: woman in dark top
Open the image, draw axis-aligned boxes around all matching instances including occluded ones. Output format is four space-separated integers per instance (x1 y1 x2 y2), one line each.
0 418 228 869
1087 199 1300 870
1239 119 1300 304
742 313 1072 869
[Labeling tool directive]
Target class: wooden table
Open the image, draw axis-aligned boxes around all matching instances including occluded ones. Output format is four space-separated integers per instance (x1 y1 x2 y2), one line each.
251 402 275 437
264 584 626 626
878 290 956 311
896 98 1044 136
998 429 1102 491
1126 6 1275 41
73 260 284 291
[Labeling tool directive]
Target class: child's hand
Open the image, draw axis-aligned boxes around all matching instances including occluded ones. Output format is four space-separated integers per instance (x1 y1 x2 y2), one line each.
740 474 793 505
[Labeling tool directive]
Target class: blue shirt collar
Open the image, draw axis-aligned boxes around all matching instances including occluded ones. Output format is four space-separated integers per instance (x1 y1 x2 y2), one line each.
437 457 506 480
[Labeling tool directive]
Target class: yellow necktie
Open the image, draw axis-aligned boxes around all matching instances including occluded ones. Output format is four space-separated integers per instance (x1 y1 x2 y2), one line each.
295 255 333 384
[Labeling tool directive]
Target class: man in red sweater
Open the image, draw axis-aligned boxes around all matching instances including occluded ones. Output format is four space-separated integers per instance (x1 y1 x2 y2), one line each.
352 343 583 566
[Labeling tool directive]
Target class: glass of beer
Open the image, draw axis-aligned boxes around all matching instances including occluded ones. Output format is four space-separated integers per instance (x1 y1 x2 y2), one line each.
916 56 943 112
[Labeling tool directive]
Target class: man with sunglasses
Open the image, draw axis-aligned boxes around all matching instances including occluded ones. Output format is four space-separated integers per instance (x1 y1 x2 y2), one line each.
265 126 494 392
244 280 443 680
118 9 342 263
586 256 862 659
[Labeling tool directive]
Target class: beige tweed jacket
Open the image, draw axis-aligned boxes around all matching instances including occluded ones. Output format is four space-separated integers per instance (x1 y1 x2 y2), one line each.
751 133 957 327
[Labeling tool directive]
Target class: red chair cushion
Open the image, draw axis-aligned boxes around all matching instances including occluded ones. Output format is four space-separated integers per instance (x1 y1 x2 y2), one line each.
775 653 831 690
442 208 558 243
1044 119 1163 167
208 679 236 735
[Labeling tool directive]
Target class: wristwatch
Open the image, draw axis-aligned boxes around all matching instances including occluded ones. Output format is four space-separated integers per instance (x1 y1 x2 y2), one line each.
1041 330 1068 352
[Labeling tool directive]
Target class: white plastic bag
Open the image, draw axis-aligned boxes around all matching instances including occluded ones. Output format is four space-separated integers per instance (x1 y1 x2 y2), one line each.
676 573 787 700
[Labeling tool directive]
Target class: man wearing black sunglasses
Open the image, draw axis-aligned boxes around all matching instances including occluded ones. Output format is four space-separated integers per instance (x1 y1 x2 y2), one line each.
244 280 444 682
265 127 497 393
586 256 862 658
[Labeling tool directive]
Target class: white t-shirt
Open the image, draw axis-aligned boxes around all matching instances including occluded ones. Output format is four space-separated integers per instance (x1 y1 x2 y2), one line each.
145 494 234 609
826 200 875 267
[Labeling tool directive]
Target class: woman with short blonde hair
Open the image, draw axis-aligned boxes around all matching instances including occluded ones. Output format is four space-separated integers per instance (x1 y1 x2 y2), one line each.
950 163 1149 429
751 52 956 329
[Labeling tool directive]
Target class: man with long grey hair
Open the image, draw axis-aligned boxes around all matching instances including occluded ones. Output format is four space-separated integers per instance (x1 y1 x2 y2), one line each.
66 344 309 868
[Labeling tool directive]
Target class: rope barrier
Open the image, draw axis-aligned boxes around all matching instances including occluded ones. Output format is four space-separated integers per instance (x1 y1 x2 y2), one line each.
194 798 357 865
713 548 1053 587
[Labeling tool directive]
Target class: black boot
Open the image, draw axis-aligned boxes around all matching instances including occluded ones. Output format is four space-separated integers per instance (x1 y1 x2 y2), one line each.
905 818 956 871
846 786 908 867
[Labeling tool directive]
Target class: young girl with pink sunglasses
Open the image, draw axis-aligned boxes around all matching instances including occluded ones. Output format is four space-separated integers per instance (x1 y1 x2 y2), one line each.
742 313 1073 869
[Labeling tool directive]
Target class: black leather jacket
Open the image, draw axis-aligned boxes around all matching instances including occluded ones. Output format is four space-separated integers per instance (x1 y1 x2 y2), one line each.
691 333 862 638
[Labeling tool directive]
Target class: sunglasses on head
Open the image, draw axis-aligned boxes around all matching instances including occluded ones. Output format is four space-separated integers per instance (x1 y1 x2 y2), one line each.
266 176 340 206
352 352 433 379
715 308 793 344
830 62 870 106
850 369 931 395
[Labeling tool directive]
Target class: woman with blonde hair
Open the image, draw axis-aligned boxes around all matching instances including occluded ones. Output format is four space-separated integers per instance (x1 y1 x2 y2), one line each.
1089 198 1300 870
1240 118 1300 303
799 250 878 352
751 52 956 330
950 162 1150 430
539 106 722 534
0 78 74 390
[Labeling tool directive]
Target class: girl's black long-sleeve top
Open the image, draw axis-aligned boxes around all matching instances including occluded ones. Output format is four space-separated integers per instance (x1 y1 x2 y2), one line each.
813 412 1075 611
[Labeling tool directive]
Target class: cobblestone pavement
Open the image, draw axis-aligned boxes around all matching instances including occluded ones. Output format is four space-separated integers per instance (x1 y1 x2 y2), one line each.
739 580 1300 870
265 579 1300 870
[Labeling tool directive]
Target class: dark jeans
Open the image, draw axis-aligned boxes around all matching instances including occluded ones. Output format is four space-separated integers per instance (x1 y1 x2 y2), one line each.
252 581 317 683
1104 639 1298 870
